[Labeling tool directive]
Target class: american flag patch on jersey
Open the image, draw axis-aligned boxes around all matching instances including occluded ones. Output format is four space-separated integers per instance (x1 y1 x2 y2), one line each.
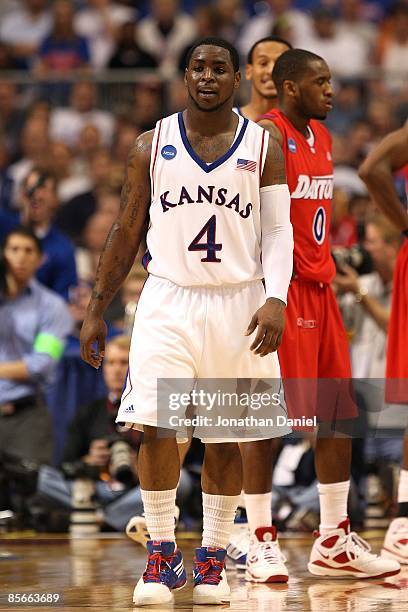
236 158 257 172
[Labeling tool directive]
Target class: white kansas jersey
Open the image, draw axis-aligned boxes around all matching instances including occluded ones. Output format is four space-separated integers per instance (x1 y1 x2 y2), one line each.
143 111 269 287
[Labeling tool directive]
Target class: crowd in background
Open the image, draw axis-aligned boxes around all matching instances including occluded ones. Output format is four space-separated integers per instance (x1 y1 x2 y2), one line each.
0 0 407 532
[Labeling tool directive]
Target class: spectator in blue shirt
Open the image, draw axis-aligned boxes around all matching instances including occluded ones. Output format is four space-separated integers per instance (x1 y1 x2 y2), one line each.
0 167 78 301
0 226 73 472
35 0 90 78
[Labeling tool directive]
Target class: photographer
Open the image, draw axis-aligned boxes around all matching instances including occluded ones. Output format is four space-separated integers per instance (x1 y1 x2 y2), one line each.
0 226 73 516
38 335 144 532
334 213 401 374
0 167 77 301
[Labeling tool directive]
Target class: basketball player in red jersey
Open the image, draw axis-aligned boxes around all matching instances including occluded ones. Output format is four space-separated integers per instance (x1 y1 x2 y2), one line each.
244 48 400 579
234 36 292 121
359 121 408 564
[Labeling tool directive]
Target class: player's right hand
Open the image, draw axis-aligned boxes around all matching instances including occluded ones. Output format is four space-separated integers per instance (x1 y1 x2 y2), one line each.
80 315 107 369
245 298 286 356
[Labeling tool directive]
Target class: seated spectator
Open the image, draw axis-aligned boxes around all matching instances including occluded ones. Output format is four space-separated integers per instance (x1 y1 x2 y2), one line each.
50 81 116 149
56 148 114 241
130 82 162 132
0 227 72 517
375 3 408 94
326 81 365 136
108 21 158 70
75 0 136 70
46 281 120 463
0 82 26 162
238 0 312 60
38 335 193 532
214 0 247 46
75 124 103 169
0 0 52 70
76 210 118 283
50 141 92 204
303 7 370 79
136 0 197 78
0 167 78 301
34 0 90 86
330 188 358 248
111 124 140 171
0 137 13 212
7 117 50 208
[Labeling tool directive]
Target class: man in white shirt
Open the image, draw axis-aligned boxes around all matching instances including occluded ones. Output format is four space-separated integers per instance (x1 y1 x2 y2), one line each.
74 0 135 69
0 0 51 68
50 81 116 148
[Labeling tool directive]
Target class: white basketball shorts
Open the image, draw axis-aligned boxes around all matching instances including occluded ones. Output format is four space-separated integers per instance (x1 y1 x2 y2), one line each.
116 275 289 442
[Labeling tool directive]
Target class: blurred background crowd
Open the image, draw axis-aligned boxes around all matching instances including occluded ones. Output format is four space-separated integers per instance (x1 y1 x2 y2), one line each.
0 0 407 535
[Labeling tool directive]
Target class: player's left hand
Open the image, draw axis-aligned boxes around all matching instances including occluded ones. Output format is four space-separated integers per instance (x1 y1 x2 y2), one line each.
246 298 286 356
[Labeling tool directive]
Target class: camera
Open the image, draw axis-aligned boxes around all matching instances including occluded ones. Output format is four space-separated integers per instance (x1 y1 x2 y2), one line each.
107 437 135 486
332 244 373 276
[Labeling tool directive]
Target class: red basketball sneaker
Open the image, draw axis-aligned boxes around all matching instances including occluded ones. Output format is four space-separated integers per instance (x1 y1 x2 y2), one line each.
308 519 400 578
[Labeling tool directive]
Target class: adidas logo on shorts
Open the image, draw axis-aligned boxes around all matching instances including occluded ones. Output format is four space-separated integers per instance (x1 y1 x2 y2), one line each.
124 405 135 412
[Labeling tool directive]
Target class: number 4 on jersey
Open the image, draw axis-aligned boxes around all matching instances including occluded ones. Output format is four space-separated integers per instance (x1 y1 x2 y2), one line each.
188 215 222 262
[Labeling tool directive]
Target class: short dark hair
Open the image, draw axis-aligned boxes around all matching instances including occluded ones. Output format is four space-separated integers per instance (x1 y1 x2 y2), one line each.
3 226 43 254
185 37 240 72
272 49 325 97
247 36 292 65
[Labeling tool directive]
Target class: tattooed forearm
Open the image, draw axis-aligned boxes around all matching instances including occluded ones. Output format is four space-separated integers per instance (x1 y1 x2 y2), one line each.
86 130 153 318
269 138 287 185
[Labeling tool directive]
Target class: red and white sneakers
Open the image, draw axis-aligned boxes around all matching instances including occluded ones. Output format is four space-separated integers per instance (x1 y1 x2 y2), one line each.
382 517 408 564
308 519 401 579
245 526 288 583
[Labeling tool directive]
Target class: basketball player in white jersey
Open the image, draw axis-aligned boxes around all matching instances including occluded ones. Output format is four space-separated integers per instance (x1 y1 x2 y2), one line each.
234 36 292 121
80 37 293 606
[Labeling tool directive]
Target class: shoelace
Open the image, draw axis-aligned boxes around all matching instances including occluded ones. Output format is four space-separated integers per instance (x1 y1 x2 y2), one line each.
144 551 176 582
195 558 224 585
258 541 287 564
342 531 375 561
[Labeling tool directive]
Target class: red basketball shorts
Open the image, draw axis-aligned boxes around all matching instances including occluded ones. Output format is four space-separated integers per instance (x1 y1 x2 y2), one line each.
278 278 356 426
386 240 408 404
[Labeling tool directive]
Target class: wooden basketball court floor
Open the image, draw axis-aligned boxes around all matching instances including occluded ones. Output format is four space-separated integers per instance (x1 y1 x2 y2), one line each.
1 531 407 611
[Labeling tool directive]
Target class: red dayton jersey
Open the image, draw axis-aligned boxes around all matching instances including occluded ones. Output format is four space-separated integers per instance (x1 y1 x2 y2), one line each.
262 109 336 283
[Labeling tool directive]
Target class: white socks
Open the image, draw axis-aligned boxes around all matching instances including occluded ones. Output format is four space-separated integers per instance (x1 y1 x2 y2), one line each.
202 493 240 549
244 492 272 533
398 469 408 503
318 480 350 535
141 487 177 541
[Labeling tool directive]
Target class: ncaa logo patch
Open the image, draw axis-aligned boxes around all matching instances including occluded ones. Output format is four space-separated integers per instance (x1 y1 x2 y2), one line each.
161 144 177 160
288 138 297 153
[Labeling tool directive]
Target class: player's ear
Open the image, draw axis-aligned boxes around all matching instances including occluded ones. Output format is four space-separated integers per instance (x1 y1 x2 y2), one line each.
184 68 188 87
284 79 297 99
245 63 253 81
234 70 241 89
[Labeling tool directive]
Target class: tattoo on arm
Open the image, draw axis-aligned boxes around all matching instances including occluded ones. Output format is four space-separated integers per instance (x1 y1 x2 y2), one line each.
88 132 153 314
261 136 287 187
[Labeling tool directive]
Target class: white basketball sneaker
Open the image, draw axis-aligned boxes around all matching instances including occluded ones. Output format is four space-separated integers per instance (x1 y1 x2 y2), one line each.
193 547 230 604
308 518 401 578
133 540 186 606
245 526 289 583
382 517 408 564
227 520 250 570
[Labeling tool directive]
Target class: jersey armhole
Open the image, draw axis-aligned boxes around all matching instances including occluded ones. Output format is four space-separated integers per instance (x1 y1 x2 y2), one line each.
150 119 163 199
